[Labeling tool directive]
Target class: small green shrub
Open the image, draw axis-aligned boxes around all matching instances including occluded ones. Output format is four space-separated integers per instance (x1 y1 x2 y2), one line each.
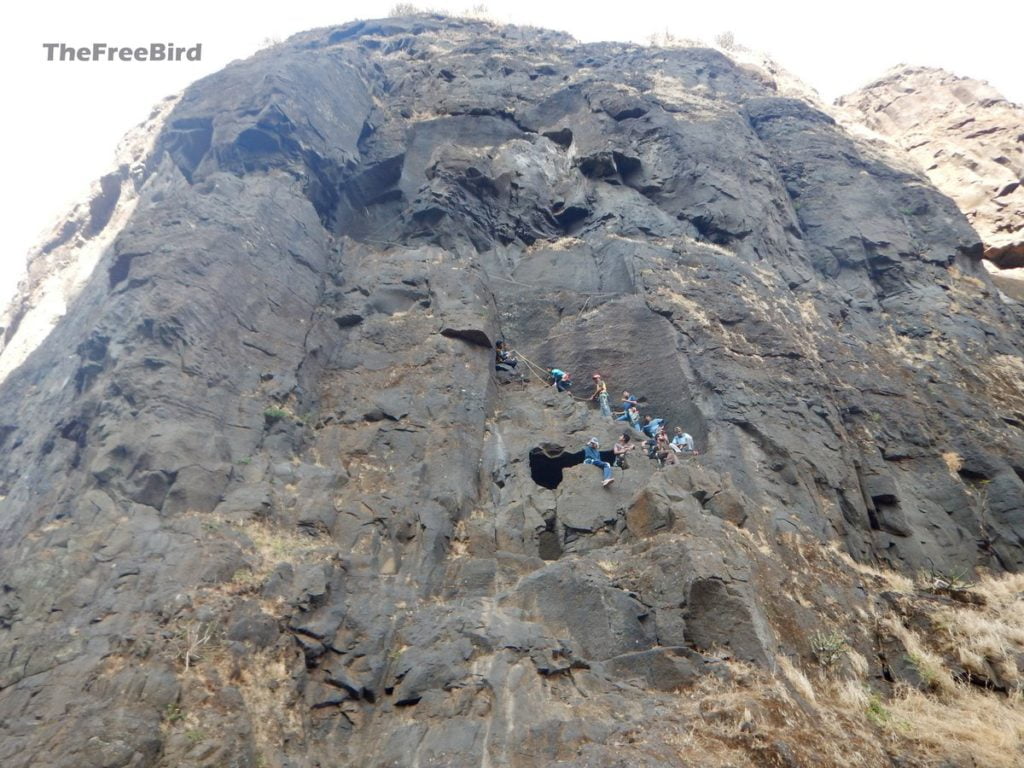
906 651 949 691
174 621 218 671
919 566 975 594
810 629 848 670
263 406 288 426
866 693 892 727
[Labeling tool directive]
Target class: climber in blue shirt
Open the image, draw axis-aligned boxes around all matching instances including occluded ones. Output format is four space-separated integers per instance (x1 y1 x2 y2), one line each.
549 368 572 392
615 391 640 422
583 437 615 487
640 415 664 439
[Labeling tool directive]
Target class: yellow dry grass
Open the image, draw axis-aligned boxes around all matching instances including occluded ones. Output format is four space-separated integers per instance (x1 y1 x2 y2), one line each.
771 538 1024 766
886 685 1024 768
825 541 916 593
662 659 891 768
243 521 327 569
926 571 1024 690
233 648 307 761
776 654 817 704
941 450 963 475
881 614 958 696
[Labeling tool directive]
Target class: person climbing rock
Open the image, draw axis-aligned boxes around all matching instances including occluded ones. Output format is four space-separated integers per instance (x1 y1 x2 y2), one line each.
583 437 614 486
625 404 642 431
671 426 696 454
495 340 519 371
613 432 635 469
640 414 665 439
591 374 611 418
549 368 572 392
615 392 640 421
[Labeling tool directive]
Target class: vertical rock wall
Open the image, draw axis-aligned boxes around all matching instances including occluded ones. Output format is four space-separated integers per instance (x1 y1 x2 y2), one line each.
1 16 1023 768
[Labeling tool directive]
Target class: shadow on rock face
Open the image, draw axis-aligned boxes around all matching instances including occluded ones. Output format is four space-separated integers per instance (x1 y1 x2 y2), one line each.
529 443 617 489
529 444 582 489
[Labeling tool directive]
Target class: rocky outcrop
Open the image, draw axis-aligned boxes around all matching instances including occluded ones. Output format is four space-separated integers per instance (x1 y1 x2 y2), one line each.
0 95 180 382
838 66 1024 268
1 15 1023 768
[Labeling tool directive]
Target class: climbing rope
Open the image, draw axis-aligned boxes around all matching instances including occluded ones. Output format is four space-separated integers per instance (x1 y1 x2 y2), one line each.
510 348 597 403
510 349 553 386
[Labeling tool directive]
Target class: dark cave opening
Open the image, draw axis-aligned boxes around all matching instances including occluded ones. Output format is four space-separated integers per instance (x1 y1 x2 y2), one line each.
528 445 615 489
529 446 582 489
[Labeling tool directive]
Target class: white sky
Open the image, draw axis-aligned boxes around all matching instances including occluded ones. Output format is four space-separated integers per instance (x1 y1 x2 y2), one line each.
2 0 1022 308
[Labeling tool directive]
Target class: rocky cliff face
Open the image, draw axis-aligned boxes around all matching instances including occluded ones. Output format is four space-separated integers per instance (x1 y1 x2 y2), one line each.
838 65 1024 268
2 16 1024 768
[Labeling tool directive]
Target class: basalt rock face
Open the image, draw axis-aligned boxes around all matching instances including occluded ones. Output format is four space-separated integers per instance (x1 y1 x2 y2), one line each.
1 16 1024 768
838 66 1024 268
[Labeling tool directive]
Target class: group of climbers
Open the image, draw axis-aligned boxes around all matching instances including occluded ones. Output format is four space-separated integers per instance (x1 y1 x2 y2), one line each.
494 340 699 488
581 383 698 485
617 389 697 463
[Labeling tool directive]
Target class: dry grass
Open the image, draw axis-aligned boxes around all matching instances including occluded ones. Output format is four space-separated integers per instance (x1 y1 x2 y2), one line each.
886 685 1024 768
976 570 1024 605
524 236 583 254
661 659 892 768
880 614 958 696
244 521 328 567
927 571 1024 690
776 654 817 704
941 450 963 475
825 542 916 593
831 678 870 710
233 648 308 761
769 538 1024 766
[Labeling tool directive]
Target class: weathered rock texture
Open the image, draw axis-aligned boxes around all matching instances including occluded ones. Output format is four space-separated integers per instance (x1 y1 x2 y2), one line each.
0 94 180 382
1 16 1024 768
838 65 1024 268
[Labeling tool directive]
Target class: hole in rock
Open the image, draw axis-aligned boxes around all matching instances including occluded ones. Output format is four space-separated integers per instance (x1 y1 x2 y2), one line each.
529 446 583 490
528 444 615 489
957 467 993 483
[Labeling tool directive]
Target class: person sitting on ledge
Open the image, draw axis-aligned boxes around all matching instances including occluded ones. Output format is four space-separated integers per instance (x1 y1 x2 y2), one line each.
583 436 615 487
495 340 519 371
613 432 635 469
671 426 696 453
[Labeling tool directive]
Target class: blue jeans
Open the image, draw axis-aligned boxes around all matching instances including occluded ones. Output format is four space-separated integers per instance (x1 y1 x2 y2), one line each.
584 458 613 480
598 392 611 418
